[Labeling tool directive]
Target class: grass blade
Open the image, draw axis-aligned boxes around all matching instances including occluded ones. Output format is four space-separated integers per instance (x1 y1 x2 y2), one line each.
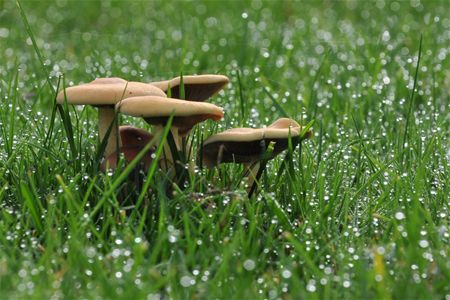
20 182 43 233
262 87 288 117
401 35 423 164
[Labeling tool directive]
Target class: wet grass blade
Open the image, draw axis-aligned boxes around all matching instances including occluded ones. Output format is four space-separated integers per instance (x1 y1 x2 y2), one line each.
248 141 275 198
87 131 160 221
20 182 44 233
166 130 187 187
236 68 245 125
7 67 19 156
131 116 174 217
265 193 294 230
308 48 331 118
44 76 61 148
262 87 288 117
59 83 78 161
401 34 422 165
18 0 77 160
274 119 314 187
16 0 54 93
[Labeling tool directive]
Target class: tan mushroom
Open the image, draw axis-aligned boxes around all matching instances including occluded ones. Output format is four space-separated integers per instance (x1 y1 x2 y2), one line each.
116 95 224 165
201 118 312 192
150 74 229 101
56 77 165 157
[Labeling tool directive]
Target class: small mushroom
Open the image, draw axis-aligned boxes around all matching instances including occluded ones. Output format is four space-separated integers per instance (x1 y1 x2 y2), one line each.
116 95 224 166
101 125 155 171
201 118 312 193
56 77 165 158
150 74 229 101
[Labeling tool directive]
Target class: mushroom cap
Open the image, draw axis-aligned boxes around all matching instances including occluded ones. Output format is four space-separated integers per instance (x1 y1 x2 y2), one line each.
57 77 166 106
101 145 155 172
204 118 304 144
150 74 229 101
119 125 154 148
101 126 155 171
116 95 224 134
201 118 312 167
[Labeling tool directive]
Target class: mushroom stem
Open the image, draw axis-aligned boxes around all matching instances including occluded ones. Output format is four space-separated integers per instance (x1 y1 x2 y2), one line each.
245 161 261 190
171 128 181 150
153 125 181 168
98 106 121 157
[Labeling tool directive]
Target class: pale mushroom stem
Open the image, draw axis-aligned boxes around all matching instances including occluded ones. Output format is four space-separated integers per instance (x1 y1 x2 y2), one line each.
171 129 181 150
245 161 261 192
98 106 121 157
153 125 181 168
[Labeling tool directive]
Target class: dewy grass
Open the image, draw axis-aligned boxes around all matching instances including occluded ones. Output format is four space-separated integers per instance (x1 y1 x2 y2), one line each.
1 0 449 299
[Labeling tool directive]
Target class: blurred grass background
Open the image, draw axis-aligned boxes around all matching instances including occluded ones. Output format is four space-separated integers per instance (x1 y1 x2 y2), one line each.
0 0 449 299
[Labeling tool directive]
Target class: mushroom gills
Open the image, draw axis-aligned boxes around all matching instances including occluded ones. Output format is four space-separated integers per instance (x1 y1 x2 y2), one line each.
166 82 228 101
202 137 299 167
150 74 229 102
145 114 222 137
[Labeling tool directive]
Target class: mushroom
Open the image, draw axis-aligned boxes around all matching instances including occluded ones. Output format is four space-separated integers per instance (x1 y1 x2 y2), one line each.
201 118 312 193
101 126 157 198
151 74 229 159
101 125 155 172
150 74 229 101
56 77 166 158
116 95 224 167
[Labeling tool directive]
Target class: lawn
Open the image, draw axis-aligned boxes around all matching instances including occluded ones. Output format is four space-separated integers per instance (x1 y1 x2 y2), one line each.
0 0 449 299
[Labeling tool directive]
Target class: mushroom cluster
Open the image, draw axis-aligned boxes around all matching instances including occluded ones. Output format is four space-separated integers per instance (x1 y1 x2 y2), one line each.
58 74 312 196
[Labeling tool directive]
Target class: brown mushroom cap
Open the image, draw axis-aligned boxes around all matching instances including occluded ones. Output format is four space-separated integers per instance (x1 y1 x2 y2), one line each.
201 118 312 167
150 74 229 101
57 77 166 106
101 126 155 171
101 145 155 172
119 125 155 148
116 95 224 134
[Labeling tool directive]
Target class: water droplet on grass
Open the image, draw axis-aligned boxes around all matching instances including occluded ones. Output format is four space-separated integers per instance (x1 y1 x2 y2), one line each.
281 270 292 279
306 280 316 292
419 240 429 248
180 275 195 287
243 259 255 271
395 212 405 220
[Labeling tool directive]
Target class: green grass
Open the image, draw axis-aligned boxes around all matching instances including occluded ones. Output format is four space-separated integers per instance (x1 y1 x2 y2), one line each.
1 0 449 299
